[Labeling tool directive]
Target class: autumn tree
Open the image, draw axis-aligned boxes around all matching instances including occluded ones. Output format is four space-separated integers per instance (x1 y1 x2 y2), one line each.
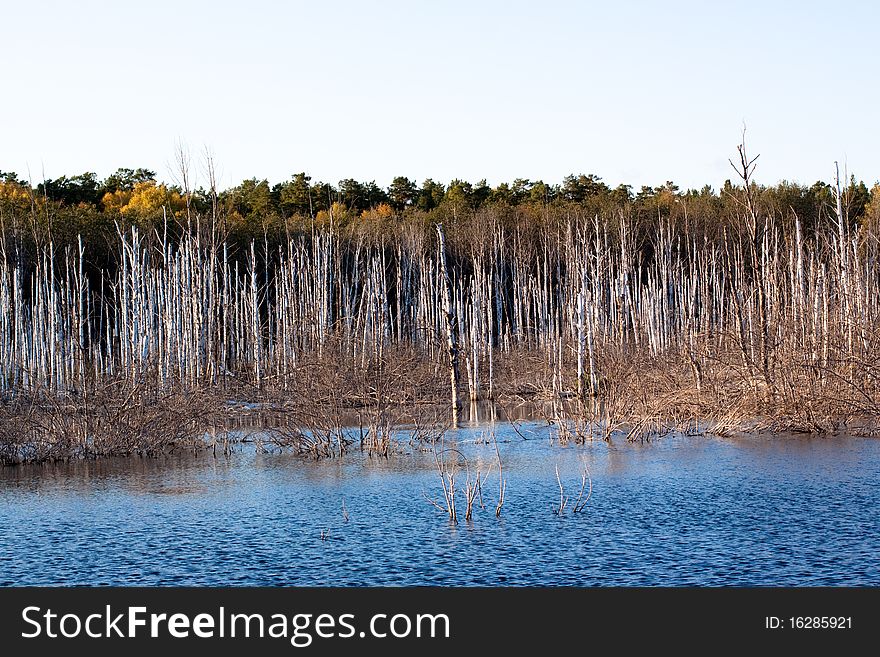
120 181 185 218
862 183 880 234
0 175 33 216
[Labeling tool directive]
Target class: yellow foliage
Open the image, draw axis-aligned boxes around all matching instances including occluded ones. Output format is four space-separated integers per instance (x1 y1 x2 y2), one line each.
655 188 677 212
861 184 880 234
226 210 247 228
361 203 394 220
331 201 352 221
0 181 32 211
120 182 185 217
316 202 354 228
101 190 131 213
864 184 880 217
103 183 185 217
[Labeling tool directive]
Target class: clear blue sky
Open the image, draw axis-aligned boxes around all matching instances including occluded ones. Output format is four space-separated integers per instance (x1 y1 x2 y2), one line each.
2 0 878 191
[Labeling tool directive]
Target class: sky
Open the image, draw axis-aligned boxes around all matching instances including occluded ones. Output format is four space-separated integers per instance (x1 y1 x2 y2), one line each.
1 0 878 192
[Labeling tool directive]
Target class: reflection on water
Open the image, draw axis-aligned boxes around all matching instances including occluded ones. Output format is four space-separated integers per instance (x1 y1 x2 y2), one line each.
1 424 878 586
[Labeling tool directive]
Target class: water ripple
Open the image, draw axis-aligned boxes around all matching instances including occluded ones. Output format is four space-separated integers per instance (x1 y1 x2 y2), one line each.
1 427 878 586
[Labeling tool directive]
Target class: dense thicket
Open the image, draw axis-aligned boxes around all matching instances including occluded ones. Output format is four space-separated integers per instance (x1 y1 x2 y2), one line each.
1 166 877 272
2 155 880 463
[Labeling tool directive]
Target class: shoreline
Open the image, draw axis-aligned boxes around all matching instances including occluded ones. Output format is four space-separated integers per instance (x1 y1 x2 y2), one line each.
3 189 880 465
3 379 877 467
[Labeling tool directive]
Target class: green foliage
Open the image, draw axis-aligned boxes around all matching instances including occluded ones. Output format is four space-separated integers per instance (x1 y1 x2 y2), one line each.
0 170 25 185
417 179 445 211
444 179 474 213
3 161 876 276
388 176 418 210
363 181 389 209
102 168 156 193
223 178 273 219
38 173 102 207
337 179 389 213
562 174 609 202
611 184 633 205
275 172 313 217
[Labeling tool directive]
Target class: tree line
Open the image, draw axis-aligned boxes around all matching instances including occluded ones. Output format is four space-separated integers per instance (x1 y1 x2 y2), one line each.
1 164 878 268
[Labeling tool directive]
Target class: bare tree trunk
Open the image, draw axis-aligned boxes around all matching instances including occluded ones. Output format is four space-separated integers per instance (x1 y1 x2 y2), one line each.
730 137 772 393
576 289 585 399
436 224 461 424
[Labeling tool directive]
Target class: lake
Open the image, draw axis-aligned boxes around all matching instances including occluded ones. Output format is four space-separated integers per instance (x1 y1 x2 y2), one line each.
1 422 878 586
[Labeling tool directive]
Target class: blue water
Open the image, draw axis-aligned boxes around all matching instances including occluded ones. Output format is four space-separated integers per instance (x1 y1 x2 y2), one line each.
1 424 878 586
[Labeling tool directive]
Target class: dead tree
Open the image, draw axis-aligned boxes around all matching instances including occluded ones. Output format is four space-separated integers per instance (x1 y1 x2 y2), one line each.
729 134 772 393
436 223 462 424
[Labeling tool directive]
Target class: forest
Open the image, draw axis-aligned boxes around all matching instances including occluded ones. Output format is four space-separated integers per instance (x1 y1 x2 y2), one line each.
1 145 879 464
1 161 876 261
